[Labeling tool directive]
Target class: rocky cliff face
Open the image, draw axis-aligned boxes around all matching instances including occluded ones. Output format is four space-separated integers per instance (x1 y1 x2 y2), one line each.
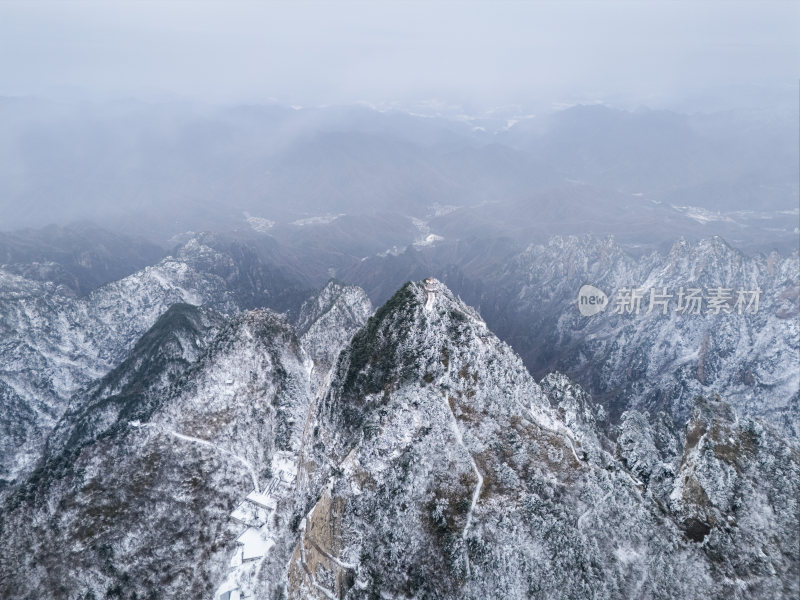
0 278 797 599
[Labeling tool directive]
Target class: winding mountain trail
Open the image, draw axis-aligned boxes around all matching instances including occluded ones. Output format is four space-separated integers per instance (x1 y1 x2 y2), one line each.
441 394 483 577
130 421 260 492
166 430 260 493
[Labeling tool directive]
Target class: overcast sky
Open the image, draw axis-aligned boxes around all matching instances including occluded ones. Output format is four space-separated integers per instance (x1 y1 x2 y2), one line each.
0 1 797 109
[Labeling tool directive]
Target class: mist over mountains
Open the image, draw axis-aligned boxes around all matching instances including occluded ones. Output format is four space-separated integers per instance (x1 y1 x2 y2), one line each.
1 99 797 253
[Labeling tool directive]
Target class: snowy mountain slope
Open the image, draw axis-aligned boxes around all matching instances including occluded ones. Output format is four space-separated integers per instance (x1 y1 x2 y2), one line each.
151 309 313 484
1 279 796 599
43 303 227 462
667 397 799 591
0 256 237 491
0 309 309 599
0 231 321 494
296 280 373 391
483 236 800 437
281 280 798 599
172 233 313 314
0 222 165 296
2 418 250 598
0 281 372 599
346 236 799 439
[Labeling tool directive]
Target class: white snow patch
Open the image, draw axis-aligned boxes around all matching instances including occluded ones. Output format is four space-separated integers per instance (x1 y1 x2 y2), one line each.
243 212 275 232
246 491 277 511
671 205 735 225
290 214 344 226
414 233 445 247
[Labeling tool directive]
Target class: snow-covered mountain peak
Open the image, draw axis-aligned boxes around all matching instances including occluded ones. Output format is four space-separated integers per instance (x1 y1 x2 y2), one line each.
296 280 373 391
285 280 798 599
296 280 372 337
174 235 236 269
328 279 523 406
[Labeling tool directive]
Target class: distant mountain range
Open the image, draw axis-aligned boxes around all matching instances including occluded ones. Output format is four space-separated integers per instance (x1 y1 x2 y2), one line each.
1 101 796 252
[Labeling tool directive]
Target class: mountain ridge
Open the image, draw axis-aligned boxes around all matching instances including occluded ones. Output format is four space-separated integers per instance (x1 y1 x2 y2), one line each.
0 265 796 598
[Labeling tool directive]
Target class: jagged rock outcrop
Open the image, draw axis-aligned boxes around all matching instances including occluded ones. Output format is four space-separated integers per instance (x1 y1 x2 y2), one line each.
296 280 373 392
